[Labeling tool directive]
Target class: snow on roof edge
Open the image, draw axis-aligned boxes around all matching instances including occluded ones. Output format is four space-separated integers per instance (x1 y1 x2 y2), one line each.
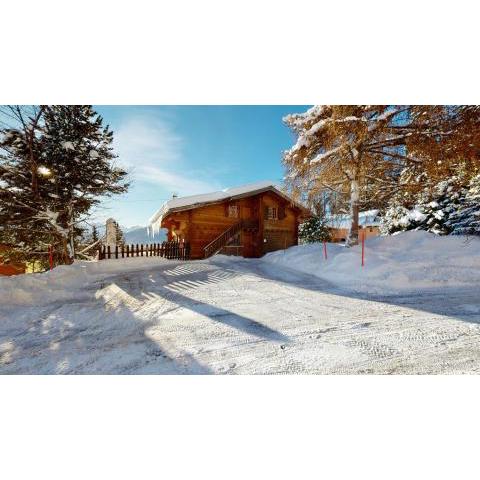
148 181 307 228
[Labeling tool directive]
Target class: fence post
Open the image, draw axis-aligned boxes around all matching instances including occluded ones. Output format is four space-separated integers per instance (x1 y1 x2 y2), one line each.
49 245 54 270
361 231 365 267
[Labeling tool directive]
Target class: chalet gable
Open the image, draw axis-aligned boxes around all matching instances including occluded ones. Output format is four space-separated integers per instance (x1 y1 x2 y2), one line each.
149 181 309 231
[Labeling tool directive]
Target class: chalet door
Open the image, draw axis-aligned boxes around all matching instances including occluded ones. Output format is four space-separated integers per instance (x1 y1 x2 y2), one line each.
242 206 253 219
242 231 254 257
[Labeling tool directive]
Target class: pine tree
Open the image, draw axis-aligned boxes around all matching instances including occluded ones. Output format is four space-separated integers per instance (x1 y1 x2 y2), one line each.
0 105 129 265
114 221 125 246
32 105 128 263
283 105 480 245
448 174 480 236
92 225 99 243
381 176 468 235
379 205 415 235
283 106 412 246
298 216 331 243
0 106 51 266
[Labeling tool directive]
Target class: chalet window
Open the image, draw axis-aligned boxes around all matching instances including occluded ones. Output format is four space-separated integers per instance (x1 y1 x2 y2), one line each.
228 204 239 218
267 207 278 220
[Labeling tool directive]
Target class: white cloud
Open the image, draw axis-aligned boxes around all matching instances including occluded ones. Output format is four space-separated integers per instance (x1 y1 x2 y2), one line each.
114 115 221 195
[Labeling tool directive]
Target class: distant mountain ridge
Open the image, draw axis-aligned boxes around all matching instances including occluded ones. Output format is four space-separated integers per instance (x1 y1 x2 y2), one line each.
123 226 166 244
89 223 166 244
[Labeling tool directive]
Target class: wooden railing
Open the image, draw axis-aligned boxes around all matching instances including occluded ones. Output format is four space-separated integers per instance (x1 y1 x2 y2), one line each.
204 220 258 258
98 241 190 261
204 222 242 258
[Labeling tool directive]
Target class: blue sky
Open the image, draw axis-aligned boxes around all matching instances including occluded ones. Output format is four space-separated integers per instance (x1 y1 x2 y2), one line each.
94 105 309 227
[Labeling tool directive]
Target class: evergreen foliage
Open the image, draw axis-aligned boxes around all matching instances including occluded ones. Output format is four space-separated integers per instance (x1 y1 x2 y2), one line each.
283 105 480 245
298 216 331 243
381 174 480 236
448 174 480 236
91 225 99 243
0 105 129 265
114 221 125 246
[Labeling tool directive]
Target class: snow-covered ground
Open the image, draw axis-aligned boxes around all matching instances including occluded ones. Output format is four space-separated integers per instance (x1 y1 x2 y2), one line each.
1 231 480 374
263 230 480 294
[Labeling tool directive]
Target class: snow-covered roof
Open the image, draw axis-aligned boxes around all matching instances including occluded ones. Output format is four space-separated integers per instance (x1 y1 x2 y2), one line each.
326 209 381 229
148 180 309 230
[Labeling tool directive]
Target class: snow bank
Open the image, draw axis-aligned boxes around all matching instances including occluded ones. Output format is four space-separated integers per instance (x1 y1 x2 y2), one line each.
0 257 172 306
262 231 480 294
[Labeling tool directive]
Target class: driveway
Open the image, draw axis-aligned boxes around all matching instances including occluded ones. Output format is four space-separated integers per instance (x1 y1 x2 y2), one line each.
1 257 480 374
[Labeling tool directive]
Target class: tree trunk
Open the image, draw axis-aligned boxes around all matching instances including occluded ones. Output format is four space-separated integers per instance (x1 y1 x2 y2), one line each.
67 205 75 263
60 237 74 265
347 178 360 246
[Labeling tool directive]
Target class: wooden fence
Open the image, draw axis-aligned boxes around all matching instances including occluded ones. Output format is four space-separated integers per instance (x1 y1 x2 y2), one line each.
98 241 190 261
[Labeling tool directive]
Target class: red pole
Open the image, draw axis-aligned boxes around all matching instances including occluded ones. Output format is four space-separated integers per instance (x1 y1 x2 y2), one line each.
323 240 327 260
49 245 54 270
361 231 365 267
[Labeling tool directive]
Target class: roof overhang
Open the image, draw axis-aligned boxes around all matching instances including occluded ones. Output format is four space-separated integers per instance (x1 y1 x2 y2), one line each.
149 185 311 228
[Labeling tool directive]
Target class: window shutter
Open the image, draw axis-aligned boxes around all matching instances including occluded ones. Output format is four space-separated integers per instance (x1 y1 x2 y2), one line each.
264 206 269 220
278 206 286 220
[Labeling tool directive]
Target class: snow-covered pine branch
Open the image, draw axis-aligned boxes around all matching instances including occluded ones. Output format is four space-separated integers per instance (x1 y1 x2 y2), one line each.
0 105 129 267
283 105 480 245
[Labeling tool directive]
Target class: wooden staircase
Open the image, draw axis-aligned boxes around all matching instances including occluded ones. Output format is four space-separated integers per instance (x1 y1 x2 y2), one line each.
204 220 258 258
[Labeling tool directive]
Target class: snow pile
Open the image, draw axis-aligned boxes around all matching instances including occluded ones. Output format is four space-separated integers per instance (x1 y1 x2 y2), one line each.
262 230 480 294
0 257 172 306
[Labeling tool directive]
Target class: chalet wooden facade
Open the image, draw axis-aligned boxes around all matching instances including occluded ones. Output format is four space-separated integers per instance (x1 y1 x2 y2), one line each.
149 182 310 259
326 210 381 243
0 244 26 276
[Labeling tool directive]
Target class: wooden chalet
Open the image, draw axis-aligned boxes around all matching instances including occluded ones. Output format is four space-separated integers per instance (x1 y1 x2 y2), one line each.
0 244 26 276
326 209 381 243
148 181 310 259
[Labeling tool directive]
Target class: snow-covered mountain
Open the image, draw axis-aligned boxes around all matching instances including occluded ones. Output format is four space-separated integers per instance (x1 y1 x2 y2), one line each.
88 223 166 244
123 225 144 233
123 226 166 244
